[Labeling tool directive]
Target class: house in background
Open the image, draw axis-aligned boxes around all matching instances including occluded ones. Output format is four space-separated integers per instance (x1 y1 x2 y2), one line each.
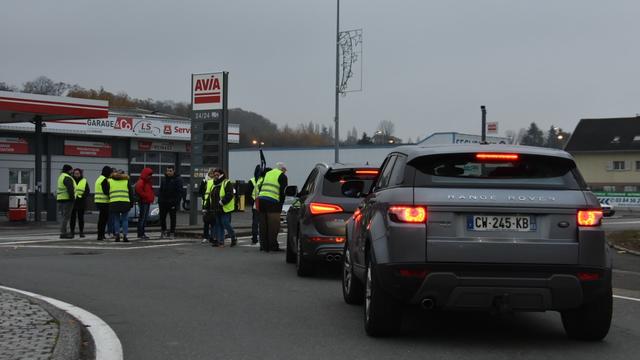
565 117 640 208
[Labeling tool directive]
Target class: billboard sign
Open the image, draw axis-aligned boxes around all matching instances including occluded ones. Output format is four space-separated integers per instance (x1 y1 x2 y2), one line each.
487 122 498 134
192 72 224 111
64 140 112 157
0 116 191 140
228 123 240 144
0 137 29 154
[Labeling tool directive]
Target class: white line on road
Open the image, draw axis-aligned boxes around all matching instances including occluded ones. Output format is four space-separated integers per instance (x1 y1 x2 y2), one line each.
0 285 123 360
614 294 640 303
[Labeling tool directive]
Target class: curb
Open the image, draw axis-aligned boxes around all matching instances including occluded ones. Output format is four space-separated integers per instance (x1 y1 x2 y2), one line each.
0 288 91 360
608 241 640 256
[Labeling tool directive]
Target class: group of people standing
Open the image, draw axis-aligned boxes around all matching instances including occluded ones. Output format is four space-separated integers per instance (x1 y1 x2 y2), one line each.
57 164 184 242
56 160 287 248
200 162 288 251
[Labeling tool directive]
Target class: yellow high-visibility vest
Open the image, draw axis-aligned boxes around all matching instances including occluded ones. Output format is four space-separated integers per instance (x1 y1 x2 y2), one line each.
108 178 130 203
56 173 76 201
220 179 235 213
75 178 87 199
258 169 282 202
94 175 109 204
250 177 263 200
203 179 215 203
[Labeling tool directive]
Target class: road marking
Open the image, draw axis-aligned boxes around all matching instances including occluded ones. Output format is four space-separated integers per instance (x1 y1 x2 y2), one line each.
0 285 123 360
614 269 640 277
614 294 640 303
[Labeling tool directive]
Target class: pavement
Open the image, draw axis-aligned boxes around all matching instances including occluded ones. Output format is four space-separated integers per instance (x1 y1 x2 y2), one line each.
0 288 88 360
0 215 638 359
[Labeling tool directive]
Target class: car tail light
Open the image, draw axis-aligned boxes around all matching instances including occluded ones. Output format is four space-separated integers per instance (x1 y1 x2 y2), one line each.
309 236 345 243
398 268 429 278
355 169 379 176
475 153 519 161
577 210 603 227
309 202 344 215
353 208 362 221
577 272 601 281
388 206 427 223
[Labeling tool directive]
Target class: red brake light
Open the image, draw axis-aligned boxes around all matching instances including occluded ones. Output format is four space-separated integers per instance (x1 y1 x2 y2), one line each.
476 153 519 161
309 202 344 215
398 268 429 278
577 272 601 281
355 169 379 176
353 208 362 221
388 206 427 223
577 210 603 227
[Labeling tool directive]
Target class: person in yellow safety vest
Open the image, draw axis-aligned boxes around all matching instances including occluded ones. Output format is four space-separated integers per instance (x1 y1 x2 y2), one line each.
102 169 134 243
200 168 220 244
210 168 237 248
246 165 264 245
56 164 76 239
94 166 113 241
257 162 288 252
70 168 90 238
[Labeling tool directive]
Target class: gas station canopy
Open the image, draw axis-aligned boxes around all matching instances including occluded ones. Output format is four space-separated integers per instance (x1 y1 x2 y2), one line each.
0 90 108 222
0 90 108 123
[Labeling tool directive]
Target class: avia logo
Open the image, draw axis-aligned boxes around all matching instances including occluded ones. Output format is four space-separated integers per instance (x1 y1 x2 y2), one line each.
163 125 172 135
114 117 133 130
193 75 222 105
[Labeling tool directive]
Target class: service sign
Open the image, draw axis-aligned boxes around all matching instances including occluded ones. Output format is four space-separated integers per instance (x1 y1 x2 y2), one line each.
64 140 112 157
192 72 224 111
0 137 29 154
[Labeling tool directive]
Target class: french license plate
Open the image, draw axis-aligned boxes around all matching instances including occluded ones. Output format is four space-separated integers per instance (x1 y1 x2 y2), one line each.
467 215 536 232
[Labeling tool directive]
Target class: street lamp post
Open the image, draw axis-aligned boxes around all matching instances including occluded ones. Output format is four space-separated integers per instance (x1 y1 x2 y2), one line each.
334 0 340 163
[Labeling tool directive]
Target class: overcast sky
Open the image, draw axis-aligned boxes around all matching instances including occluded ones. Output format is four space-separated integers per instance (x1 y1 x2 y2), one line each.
2 0 640 141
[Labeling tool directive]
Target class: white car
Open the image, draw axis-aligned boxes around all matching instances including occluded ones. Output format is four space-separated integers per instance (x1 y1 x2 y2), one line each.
281 197 295 223
600 202 615 217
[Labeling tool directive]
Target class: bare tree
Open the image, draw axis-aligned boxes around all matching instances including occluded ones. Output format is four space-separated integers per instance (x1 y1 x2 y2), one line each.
22 76 70 96
377 120 395 137
0 81 17 91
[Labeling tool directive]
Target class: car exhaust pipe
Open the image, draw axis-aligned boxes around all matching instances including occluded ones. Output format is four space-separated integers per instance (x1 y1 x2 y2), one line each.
325 254 334 262
420 298 435 310
333 254 342 262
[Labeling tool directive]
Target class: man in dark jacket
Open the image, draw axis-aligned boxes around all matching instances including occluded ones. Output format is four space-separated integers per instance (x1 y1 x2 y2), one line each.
70 168 90 238
158 166 184 238
56 164 76 239
135 167 154 240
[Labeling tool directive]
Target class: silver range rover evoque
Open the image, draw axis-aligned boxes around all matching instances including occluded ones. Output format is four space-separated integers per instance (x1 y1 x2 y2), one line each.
342 144 612 340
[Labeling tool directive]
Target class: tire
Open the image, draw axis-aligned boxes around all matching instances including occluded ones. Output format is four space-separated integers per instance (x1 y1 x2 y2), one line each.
296 230 314 277
561 285 612 341
286 229 296 263
364 251 402 336
342 243 365 304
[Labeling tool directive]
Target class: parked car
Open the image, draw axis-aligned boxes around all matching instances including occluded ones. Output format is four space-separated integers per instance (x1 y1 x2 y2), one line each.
285 163 379 276
280 197 295 223
600 202 615 217
343 144 612 340
127 203 160 225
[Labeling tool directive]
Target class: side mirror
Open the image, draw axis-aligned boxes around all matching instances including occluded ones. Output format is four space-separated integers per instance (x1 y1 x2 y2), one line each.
285 185 298 197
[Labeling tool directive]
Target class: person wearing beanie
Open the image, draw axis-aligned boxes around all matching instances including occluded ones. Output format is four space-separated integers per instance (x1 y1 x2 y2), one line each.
56 164 76 239
95 166 113 241
70 168 90 238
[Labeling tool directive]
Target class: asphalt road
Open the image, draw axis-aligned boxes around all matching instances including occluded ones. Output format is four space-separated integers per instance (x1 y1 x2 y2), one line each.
0 233 639 360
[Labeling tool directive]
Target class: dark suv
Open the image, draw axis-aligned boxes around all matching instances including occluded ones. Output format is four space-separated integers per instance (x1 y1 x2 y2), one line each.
285 163 379 276
342 144 612 340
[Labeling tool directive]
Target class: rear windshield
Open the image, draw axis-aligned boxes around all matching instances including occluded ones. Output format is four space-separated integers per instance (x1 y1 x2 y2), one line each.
410 153 586 190
322 169 377 197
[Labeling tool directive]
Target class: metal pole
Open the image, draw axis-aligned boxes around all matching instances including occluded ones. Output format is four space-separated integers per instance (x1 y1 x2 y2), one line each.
189 74 197 226
481 105 487 143
33 115 42 222
334 0 340 163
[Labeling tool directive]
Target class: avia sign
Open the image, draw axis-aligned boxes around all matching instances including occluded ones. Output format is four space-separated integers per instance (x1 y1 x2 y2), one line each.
192 72 224 111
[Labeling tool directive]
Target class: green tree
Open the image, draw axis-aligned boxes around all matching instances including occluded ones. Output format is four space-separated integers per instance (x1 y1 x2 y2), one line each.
520 122 544 146
357 132 372 145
